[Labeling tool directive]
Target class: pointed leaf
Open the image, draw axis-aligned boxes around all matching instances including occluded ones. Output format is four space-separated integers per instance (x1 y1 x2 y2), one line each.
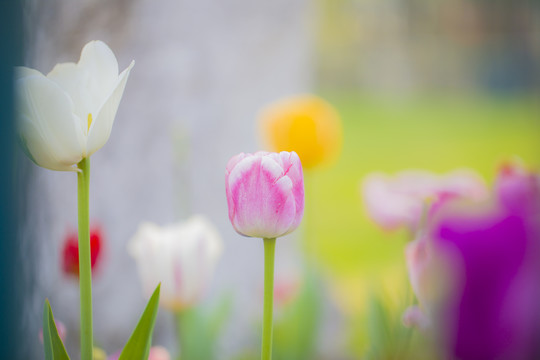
118 283 161 360
43 301 53 360
43 299 70 360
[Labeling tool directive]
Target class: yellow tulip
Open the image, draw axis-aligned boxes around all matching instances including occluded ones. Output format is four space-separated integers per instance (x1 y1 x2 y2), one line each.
259 95 343 169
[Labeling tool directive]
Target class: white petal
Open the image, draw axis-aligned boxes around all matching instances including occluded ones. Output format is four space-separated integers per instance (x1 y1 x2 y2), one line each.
47 41 120 123
87 61 134 155
78 40 119 91
47 62 91 125
15 66 43 81
16 74 85 171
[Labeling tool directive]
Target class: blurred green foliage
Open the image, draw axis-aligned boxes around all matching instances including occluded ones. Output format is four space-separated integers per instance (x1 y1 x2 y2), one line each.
176 296 232 360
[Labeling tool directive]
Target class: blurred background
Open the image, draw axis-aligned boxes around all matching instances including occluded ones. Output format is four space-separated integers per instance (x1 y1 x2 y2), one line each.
13 0 540 359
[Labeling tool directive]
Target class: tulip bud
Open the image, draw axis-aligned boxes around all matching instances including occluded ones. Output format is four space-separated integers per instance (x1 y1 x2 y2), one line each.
16 40 134 171
225 151 304 239
259 95 342 169
128 216 222 311
405 234 451 310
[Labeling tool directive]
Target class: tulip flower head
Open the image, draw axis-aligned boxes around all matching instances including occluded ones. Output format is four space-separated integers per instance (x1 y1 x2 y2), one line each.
16 40 134 171
259 95 342 169
225 151 304 239
128 216 222 312
362 169 488 231
62 226 103 277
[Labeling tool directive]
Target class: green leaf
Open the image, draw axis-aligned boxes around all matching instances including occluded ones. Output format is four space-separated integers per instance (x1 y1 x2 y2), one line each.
42 299 70 360
118 283 161 360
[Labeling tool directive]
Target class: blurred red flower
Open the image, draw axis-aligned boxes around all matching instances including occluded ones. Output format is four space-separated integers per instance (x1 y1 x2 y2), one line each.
62 225 103 277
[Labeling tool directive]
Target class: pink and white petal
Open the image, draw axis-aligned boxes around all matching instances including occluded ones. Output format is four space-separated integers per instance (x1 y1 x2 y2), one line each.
227 156 261 235
16 75 84 170
281 152 303 179
87 61 134 156
363 175 418 230
225 152 247 177
284 152 304 231
254 150 270 158
395 170 439 198
260 155 286 182
225 153 247 217
406 236 430 302
264 176 296 237
441 170 488 200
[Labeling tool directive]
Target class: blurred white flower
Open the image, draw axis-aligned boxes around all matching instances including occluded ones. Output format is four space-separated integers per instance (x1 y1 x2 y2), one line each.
16 40 134 171
128 216 222 311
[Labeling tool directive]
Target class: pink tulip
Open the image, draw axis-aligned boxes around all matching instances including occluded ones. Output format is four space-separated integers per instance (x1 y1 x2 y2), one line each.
405 233 454 314
225 151 304 238
362 169 487 231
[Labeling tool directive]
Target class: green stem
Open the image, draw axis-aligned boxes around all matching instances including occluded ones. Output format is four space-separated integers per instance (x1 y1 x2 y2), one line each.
176 307 213 360
261 238 276 360
176 309 193 360
77 158 93 360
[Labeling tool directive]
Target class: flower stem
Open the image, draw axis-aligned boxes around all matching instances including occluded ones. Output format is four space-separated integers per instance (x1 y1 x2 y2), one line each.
261 237 276 360
176 307 212 360
77 158 93 360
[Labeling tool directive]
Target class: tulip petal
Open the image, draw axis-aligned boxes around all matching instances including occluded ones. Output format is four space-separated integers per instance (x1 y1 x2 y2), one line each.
78 40 119 92
226 153 247 222
15 66 42 80
226 153 247 176
87 61 134 156
16 74 84 171
282 151 304 232
47 41 121 132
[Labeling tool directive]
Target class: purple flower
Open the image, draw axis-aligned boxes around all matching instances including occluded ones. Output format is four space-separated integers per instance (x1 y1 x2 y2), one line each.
430 163 540 359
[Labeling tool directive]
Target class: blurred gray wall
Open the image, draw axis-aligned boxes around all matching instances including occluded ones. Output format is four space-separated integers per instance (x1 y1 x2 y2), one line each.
20 0 314 358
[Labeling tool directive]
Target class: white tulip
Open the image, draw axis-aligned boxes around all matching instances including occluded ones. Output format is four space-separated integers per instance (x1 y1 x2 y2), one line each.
128 216 223 311
16 40 134 171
